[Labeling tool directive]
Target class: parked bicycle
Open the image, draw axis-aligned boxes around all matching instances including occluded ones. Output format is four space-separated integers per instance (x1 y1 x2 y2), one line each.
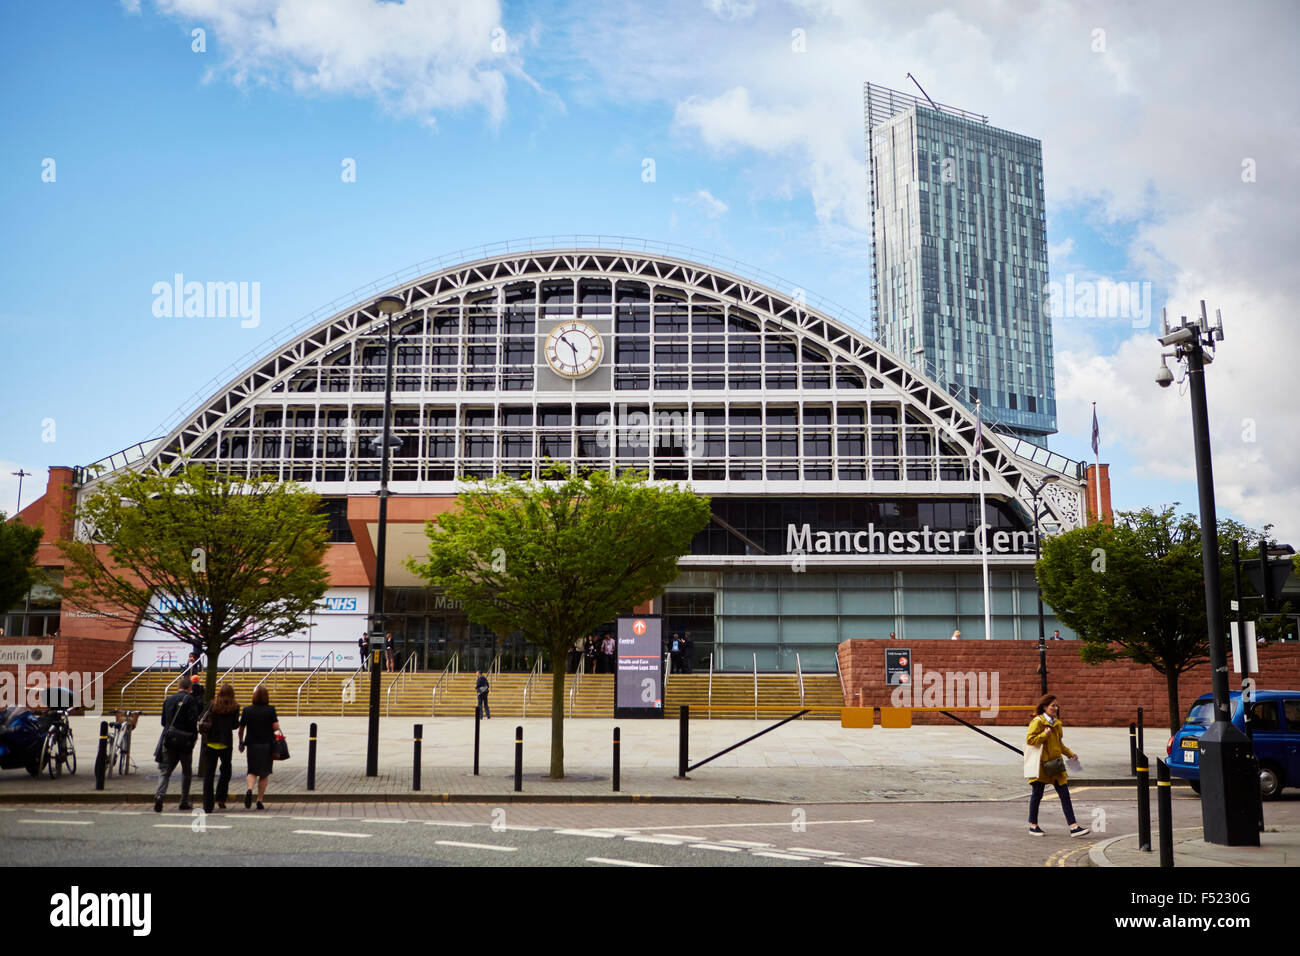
106 710 142 775
40 708 76 779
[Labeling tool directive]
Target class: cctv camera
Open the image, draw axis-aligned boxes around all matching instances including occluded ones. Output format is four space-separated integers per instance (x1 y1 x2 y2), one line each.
1156 362 1174 388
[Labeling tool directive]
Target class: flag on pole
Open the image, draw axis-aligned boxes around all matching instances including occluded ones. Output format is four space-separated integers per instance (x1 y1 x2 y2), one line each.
1091 406 1100 455
973 404 983 456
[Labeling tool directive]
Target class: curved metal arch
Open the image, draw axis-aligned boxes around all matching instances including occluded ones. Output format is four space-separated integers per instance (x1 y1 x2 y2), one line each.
90 247 1075 527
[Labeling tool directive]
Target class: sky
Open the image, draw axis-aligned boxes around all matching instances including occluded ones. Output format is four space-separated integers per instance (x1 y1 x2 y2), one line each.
1 0 1297 541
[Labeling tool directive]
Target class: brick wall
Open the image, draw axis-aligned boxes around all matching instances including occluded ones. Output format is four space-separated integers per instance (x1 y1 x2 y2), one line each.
837 639 1300 730
1 637 135 710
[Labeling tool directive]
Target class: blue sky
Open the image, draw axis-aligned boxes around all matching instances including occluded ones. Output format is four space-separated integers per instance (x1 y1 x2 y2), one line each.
2 0 1297 540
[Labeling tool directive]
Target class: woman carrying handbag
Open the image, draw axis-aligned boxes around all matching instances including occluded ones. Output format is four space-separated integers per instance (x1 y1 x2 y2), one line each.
237 685 281 811
1024 694 1089 837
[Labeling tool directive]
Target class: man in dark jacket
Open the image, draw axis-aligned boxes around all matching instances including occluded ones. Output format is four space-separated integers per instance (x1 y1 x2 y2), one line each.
475 671 491 719
155 677 201 813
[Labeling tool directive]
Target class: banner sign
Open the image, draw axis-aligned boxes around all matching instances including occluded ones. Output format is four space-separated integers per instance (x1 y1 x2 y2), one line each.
616 615 663 719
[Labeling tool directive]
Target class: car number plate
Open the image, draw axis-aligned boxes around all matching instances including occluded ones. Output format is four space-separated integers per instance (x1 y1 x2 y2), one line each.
1181 739 1199 750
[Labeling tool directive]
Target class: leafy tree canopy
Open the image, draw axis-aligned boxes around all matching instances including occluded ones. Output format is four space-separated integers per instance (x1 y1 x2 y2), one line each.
0 514 44 617
408 467 712 777
57 465 330 698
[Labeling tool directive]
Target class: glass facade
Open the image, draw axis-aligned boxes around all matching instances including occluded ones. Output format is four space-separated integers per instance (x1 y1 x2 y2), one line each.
867 83 1057 442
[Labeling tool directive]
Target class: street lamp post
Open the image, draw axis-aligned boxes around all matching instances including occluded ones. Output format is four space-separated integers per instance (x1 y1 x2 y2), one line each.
1027 475 1058 696
1156 302 1259 846
365 295 406 777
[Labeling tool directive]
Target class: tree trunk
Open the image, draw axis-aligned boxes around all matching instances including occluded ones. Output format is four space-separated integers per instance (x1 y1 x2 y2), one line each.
1166 669 1182 737
204 645 220 703
549 659 566 779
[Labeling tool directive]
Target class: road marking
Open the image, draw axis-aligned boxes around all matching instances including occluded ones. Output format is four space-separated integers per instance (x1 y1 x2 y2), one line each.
90 810 143 815
717 840 773 848
587 857 661 867
689 843 743 852
17 819 92 826
860 856 920 866
642 833 699 841
29 808 85 814
291 816 337 822
498 825 540 832
293 829 372 839
155 824 232 830
363 819 410 825
612 819 873 832
422 821 474 828
556 829 619 838
826 860 877 867
625 836 686 846
752 851 812 861
788 847 844 857
435 841 518 852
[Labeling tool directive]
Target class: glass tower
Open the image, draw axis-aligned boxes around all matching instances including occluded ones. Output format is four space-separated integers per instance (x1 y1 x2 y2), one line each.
866 82 1056 443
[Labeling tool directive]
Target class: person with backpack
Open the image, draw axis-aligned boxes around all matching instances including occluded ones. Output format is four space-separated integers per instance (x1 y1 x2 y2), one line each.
155 677 201 813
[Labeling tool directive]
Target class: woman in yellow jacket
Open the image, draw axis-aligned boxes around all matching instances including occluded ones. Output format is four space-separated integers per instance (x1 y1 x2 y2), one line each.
1026 694 1089 837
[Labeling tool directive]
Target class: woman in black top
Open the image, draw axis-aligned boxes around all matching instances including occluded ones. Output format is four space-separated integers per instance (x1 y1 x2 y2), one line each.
238 685 280 810
201 682 240 812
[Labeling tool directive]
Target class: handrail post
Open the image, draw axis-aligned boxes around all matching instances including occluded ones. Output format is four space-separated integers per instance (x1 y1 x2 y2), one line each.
707 653 713 719
796 653 804 707
752 653 758 720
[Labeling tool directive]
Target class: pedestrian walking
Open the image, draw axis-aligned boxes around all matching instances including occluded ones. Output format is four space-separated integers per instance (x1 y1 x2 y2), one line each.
601 634 615 674
584 636 597 674
358 633 369 669
385 633 396 672
1024 694 1089 837
681 632 693 674
238 685 281 811
200 683 239 812
475 670 491 719
154 677 201 813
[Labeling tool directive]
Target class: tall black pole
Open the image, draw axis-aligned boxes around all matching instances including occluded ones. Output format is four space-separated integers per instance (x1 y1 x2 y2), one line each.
1171 314 1258 846
366 311 397 777
1032 484 1048 695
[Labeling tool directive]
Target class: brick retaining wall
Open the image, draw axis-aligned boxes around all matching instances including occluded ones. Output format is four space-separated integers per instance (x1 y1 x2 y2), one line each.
837 639 1300 731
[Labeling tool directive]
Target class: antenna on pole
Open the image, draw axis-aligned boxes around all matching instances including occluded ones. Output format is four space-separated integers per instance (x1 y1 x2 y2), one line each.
906 73 940 111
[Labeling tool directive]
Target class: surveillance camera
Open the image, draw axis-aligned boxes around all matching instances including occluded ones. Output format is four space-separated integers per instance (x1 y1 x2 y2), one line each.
1158 327 1195 347
1155 363 1174 388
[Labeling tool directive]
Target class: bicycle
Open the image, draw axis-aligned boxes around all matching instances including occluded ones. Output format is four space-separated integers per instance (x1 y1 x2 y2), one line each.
106 710 142 775
40 708 76 779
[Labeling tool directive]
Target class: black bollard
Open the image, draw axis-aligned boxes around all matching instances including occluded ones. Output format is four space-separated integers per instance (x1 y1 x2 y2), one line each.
1129 721 1137 776
514 726 523 792
95 721 108 791
676 705 689 779
307 722 317 791
1137 707 1144 758
613 726 621 792
1136 751 1151 852
1156 758 1174 867
413 723 422 792
473 704 481 776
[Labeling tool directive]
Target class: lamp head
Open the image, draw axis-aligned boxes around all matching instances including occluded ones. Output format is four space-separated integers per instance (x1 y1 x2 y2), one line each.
374 295 405 316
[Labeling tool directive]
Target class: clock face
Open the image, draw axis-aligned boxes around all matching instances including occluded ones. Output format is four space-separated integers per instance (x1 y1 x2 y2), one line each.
544 321 604 379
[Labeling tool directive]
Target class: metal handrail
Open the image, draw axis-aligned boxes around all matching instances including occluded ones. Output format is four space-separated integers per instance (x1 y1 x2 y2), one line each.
117 658 173 708
522 654 544 718
753 653 759 720
796 653 806 708
295 651 336 716
219 649 254 684
430 652 460 716
663 651 671 688
568 654 584 717
254 651 295 693
834 649 847 706
488 651 502 677
385 649 418 717
707 653 714 719
87 649 134 704
164 653 206 696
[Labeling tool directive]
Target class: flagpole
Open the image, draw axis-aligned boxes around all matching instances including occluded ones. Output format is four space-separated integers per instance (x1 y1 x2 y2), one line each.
1093 402 1102 523
976 400 991 640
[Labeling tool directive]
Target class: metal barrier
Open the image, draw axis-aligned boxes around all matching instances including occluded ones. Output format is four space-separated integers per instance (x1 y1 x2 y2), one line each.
795 653 805 708
677 704 810 777
255 651 295 693
707 653 714 719
521 654 544 718
86 649 134 707
568 655 584 717
752 654 758 720
163 653 206 696
294 651 336 715
385 650 418 717
218 649 254 685
117 658 173 708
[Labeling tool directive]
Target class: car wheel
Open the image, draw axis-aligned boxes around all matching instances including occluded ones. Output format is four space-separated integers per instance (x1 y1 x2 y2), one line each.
1190 780 1201 795
1259 762 1283 800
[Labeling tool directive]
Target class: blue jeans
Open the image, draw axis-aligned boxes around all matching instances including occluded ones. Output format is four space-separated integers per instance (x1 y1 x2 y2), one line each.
1029 781 1077 826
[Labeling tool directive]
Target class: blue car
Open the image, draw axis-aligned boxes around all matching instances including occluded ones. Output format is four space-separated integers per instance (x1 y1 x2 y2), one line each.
1166 690 1300 799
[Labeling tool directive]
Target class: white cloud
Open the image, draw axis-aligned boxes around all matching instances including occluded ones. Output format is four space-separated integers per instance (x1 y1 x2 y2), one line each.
675 189 729 218
153 0 524 125
120 0 142 14
704 0 756 20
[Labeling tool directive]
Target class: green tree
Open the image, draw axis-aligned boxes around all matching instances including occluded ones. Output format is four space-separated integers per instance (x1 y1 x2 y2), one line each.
57 465 330 700
407 467 712 778
1036 506 1254 734
0 514 44 621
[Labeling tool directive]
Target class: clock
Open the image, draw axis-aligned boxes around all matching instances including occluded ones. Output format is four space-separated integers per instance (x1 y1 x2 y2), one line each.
544 320 604 379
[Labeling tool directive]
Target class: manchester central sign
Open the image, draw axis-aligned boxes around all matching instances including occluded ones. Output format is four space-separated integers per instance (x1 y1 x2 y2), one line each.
786 523 1037 556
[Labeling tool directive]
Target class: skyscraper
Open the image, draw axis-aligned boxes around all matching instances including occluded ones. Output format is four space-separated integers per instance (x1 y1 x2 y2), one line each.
866 82 1056 443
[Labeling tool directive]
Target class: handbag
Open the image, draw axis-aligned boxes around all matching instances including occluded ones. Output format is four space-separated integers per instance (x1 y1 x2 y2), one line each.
1022 742 1043 778
197 705 213 736
1042 756 1067 776
272 733 290 761
161 694 197 750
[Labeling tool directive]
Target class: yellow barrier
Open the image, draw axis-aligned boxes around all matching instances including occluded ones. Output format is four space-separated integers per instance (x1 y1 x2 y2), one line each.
879 708 913 728
840 707 874 729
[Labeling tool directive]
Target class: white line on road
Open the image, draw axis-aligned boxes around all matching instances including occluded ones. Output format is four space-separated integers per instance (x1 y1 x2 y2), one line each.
689 843 743 852
717 840 773 848
610 819 874 832
556 829 619 838
788 847 845 857
29 808 85 814
751 851 813 861
90 810 144 816
290 816 337 822
624 836 686 846
860 856 920 866
17 819 92 826
826 860 877 867
587 857 661 867
422 821 474 828
434 841 518 852
293 829 373 839
155 824 233 829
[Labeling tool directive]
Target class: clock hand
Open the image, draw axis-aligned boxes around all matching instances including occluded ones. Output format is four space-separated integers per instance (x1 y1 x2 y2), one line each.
563 334 580 365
